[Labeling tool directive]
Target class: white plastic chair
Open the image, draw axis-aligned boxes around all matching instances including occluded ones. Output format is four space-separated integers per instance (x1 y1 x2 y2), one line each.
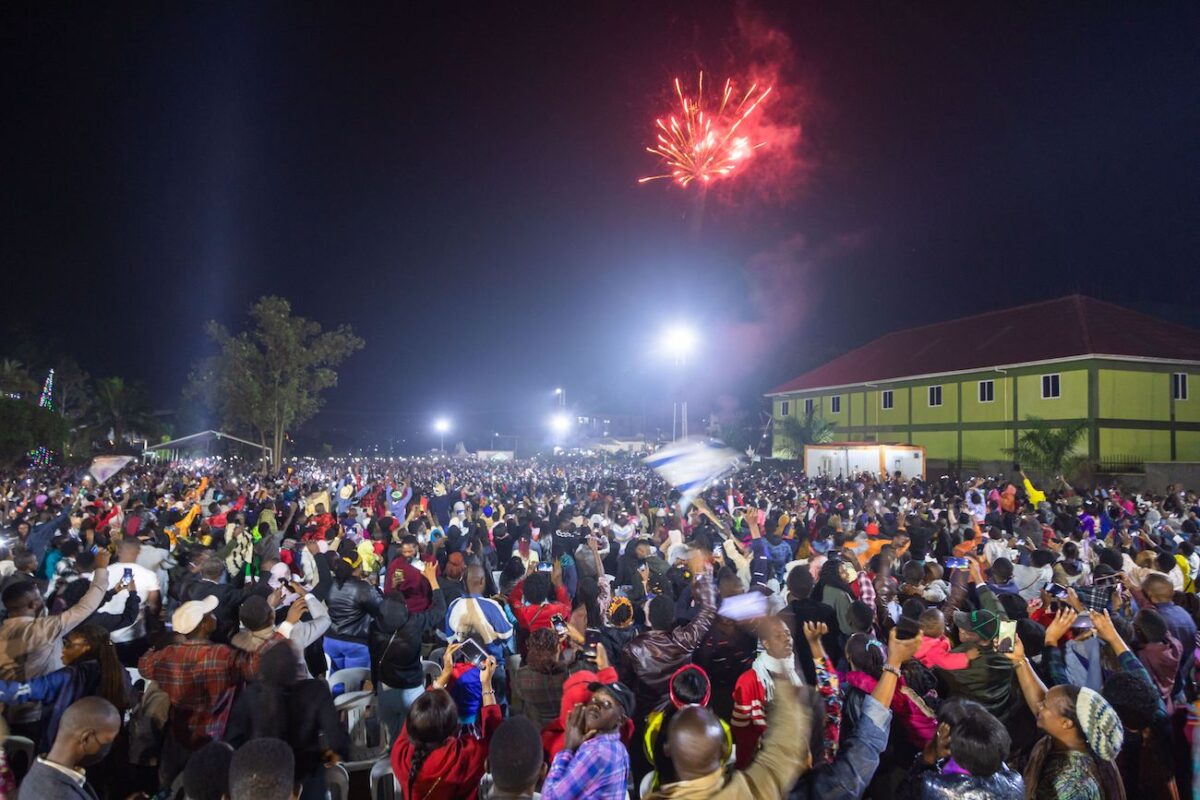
421 660 442 687
369 756 399 800
4 736 34 778
327 667 371 695
326 762 350 800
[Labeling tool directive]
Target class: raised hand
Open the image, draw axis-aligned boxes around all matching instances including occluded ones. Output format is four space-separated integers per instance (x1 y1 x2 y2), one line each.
1043 607 1078 646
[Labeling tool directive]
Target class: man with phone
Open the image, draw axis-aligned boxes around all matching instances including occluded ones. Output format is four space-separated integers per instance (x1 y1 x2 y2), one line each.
95 538 160 668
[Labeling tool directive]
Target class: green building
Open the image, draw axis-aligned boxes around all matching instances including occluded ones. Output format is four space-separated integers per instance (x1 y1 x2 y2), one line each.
766 296 1200 469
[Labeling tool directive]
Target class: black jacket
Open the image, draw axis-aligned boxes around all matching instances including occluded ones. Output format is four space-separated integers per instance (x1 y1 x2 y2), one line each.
326 577 382 642
370 590 447 689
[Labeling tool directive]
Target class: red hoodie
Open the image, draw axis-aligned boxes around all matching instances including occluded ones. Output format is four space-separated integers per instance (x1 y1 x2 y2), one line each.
540 666 634 762
391 703 501 800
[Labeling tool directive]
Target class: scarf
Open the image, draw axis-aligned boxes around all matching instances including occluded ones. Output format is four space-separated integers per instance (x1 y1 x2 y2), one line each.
751 651 802 702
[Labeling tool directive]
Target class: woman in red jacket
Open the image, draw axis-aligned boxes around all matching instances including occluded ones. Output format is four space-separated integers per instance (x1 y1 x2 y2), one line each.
391 644 501 800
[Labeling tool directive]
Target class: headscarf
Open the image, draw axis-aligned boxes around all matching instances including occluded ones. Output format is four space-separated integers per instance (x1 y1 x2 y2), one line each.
447 662 482 725
397 561 432 613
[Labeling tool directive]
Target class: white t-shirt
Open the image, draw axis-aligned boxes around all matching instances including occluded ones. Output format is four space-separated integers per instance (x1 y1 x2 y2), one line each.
97 561 161 643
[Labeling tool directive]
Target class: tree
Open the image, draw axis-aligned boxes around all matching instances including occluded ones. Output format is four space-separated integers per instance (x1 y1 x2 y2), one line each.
53 358 91 457
776 409 835 458
187 296 363 469
0 398 69 464
87 377 159 446
1008 416 1087 477
0 359 37 400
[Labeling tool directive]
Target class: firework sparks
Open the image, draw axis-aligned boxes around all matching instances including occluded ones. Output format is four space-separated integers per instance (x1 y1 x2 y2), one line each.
639 72 773 188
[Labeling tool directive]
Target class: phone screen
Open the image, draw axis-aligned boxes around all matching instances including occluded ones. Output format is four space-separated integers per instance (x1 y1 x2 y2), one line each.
551 614 569 636
997 620 1017 654
944 557 970 570
454 639 487 666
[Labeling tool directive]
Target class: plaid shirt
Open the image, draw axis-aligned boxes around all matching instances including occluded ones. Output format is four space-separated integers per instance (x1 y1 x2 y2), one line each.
541 731 629 800
855 569 877 610
510 665 567 730
138 636 278 748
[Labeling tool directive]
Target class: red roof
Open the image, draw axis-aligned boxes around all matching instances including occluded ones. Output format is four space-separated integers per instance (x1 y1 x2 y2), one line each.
769 295 1200 395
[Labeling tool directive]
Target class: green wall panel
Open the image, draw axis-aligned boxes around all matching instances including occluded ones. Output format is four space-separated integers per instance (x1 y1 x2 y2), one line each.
1098 369 1170 421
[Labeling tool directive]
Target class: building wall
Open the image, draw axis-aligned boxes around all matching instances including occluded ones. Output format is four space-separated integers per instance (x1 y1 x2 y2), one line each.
769 358 1200 464
1098 369 1170 421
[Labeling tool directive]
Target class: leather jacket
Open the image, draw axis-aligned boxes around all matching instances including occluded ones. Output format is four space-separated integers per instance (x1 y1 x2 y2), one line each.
326 577 382 642
369 590 447 689
910 767 1024 800
621 576 716 715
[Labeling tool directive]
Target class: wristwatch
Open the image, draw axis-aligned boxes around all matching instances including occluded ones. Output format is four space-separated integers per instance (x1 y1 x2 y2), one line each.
881 664 901 678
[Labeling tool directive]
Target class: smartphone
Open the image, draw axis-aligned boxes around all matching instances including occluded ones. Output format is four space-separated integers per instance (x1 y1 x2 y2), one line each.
454 639 488 666
536 562 553 573
550 614 569 637
420 496 429 511
944 556 970 570
123 567 133 582
997 620 1017 653
1045 583 1069 599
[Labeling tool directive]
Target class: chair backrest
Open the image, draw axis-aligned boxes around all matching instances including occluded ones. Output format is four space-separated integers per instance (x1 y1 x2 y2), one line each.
327 667 372 695
4 736 34 781
421 660 442 687
638 771 655 797
369 755 399 800
336 691 389 765
427 646 446 666
327 762 350 800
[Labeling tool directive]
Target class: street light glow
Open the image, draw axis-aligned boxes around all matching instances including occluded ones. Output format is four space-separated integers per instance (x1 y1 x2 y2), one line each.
550 414 571 434
433 418 451 433
554 387 563 395
661 324 699 361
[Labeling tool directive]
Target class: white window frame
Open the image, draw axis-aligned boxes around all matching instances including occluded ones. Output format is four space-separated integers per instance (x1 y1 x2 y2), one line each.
1041 373 1061 399
881 389 894 410
780 401 790 417
978 379 995 403
830 395 841 414
1174 372 1189 401
928 385 943 407
804 398 815 416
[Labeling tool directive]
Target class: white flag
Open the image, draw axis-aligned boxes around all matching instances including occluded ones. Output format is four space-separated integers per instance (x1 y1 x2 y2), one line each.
88 455 135 484
644 437 744 511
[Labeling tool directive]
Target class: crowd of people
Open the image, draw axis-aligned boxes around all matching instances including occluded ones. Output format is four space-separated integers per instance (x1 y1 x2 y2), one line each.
0 452 1195 799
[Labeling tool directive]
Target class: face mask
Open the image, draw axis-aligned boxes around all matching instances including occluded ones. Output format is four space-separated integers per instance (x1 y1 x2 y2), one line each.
78 739 113 767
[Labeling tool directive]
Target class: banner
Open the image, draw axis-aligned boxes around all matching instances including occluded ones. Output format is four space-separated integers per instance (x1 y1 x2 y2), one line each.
88 455 135 485
644 437 744 511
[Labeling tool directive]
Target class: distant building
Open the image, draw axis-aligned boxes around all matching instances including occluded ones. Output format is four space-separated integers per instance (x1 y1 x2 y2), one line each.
766 295 1200 467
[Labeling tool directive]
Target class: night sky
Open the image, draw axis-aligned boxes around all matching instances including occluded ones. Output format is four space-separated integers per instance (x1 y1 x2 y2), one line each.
3 3 1199 451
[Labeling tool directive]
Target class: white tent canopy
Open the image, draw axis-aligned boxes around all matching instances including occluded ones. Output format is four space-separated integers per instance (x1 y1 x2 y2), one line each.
142 430 272 462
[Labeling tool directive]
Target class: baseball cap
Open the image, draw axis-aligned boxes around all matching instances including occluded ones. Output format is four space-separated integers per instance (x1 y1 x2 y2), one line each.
173 596 219 635
952 608 1000 641
587 681 636 719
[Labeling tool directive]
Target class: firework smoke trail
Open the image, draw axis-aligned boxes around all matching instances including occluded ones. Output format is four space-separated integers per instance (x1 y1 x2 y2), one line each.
639 72 774 189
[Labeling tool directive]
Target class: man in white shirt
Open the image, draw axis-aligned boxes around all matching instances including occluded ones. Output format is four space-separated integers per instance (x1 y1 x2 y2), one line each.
96 539 161 665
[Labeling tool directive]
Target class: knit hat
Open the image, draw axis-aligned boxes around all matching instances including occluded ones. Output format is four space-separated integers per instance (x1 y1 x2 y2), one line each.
1075 687 1124 761
952 608 1000 641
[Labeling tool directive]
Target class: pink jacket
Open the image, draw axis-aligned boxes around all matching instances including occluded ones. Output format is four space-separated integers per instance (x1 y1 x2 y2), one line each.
915 635 969 671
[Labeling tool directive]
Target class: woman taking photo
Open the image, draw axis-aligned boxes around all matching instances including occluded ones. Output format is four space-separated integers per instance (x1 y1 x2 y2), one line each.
1009 609 1126 800
391 643 501 800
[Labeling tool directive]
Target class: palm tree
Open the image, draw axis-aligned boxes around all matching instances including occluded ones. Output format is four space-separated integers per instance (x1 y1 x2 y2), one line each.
0 359 37 400
776 409 835 458
1009 416 1087 478
87 377 158 446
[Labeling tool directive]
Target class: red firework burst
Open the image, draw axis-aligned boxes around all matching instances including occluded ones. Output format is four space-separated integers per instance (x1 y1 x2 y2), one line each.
639 72 773 188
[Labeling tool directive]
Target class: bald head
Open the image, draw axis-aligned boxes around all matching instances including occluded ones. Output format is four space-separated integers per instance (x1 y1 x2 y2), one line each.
665 705 725 780
1144 574 1174 604
60 696 121 736
466 564 486 593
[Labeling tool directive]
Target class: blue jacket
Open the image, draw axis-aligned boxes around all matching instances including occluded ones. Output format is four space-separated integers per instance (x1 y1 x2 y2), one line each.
790 694 892 800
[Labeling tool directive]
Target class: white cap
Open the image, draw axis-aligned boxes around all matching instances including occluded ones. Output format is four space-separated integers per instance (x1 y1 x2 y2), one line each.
172 595 219 635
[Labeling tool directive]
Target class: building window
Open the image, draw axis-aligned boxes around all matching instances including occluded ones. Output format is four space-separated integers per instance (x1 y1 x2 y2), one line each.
928 385 943 407
1174 373 1189 401
881 390 894 410
804 398 814 415
979 379 995 403
780 401 789 417
1041 374 1061 399
830 395 841 413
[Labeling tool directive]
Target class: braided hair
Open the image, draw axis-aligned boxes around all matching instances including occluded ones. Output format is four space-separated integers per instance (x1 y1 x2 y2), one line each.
404 689 459 791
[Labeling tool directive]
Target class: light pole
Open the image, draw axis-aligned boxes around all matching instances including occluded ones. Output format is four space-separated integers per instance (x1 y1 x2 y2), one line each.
660 324 698 440
554 387 565 409
433 418 451 452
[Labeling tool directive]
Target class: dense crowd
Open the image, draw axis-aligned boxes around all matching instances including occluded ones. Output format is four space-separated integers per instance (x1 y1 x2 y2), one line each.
0 453 1195 799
